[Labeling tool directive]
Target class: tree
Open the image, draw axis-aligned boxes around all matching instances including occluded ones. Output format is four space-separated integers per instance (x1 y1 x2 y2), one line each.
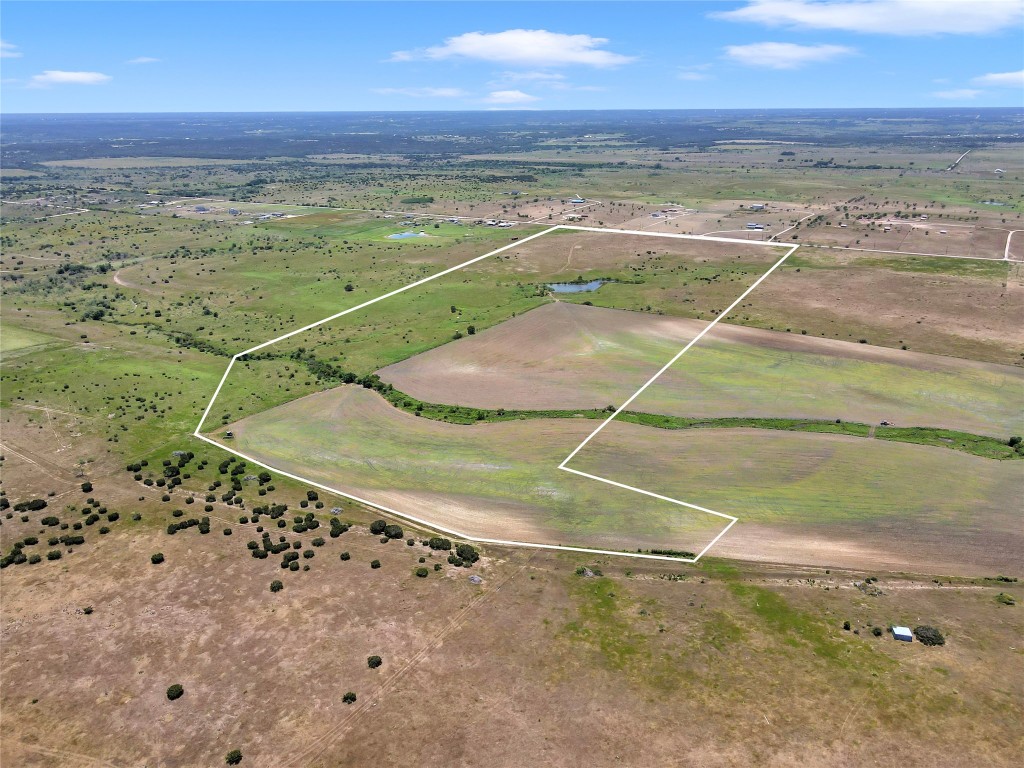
455 543 479 564
151 553 165 565
367 655 382 669
416 567 429 578
270 580 283 593
225 749 243 765
81 482 93 493
342 691 357 704
383 524 403 539
166 684 184 701
370 559 381 569
913 625 945 646
369 519 387 535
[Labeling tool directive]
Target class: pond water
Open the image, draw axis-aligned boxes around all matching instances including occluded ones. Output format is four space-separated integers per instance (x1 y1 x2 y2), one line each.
388 231 429 240
548 280 606 293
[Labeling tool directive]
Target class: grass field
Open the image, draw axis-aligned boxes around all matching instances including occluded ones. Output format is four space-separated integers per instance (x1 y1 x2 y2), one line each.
222 384 1021 573
0 324 64 359
380 302 1023 437
3 127 1024 768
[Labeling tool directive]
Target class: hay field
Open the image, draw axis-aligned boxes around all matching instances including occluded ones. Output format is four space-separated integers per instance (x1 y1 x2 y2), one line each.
225 386 727 555
566 424 1022 574
380 302 1023 437
224 385 1020 573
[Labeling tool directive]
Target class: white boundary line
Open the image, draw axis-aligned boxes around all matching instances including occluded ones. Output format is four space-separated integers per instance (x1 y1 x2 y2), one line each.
194 225 795 563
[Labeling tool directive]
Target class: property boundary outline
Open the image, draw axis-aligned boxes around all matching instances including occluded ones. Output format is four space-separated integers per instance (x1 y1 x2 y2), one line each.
194 224 798 563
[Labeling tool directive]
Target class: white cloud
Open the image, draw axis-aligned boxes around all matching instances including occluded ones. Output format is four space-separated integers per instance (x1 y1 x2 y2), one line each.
392 29 634 68
487 71 603 92
932 88 983 99
483 89 540 104
28 70 112 88
725 42 854 69
373 87 467 98
972 69 1024 87
678 64 713 81
1 40 21 59
493 71 567 84
127 56 160 65
715 0 1022 36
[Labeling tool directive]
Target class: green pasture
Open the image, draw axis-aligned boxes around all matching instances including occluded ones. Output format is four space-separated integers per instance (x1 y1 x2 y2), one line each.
0 325 64 359
568 424 1022 527
629 334 1024 437
224 386 728 552
225 386 1020 553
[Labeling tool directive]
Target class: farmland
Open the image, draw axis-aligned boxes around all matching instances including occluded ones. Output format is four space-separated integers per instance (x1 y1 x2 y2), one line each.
2 109 1022 766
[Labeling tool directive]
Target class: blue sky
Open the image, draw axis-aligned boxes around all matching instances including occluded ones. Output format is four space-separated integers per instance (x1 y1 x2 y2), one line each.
1 1 1021 112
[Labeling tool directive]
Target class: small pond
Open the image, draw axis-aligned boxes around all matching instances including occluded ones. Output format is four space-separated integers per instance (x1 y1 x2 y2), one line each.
548 280 606 293
388 231 429 240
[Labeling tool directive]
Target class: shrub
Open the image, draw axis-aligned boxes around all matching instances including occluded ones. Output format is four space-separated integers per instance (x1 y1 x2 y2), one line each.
370 559 381 569
172 509 184 518
23 536 38 546
340 552 351 561
41 516 60 526
407 538 415 546
99 526 110 535
166 683 184 701
288 561 299 571
433 563 442 571
871 626 883 637
151 553 165 565
225 749 243 765
384 524 404 539
842 620 851 631
82 606 94 615
132 513 142 521
161 495 170 502
369 519 387 535
342 691 357 704
46 550 62 561
913 625 946 646
81 482 93 493
428 537 451 551
367 655 382 669
28 554 41 564
311 537 325 547
270 580 283 593
302 549 314 559
415 567 429 578
995 592 1016 606
306 490 318 501
106 512 119 522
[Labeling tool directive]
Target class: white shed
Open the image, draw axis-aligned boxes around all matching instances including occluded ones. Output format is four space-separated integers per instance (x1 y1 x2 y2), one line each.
891 626 913 642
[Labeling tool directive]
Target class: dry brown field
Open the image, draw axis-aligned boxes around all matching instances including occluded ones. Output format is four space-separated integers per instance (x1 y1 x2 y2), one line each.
2 515 1021 767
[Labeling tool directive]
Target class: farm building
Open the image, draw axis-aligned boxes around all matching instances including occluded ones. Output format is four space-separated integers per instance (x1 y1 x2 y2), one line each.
891 626 913 642
749 203 767 211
